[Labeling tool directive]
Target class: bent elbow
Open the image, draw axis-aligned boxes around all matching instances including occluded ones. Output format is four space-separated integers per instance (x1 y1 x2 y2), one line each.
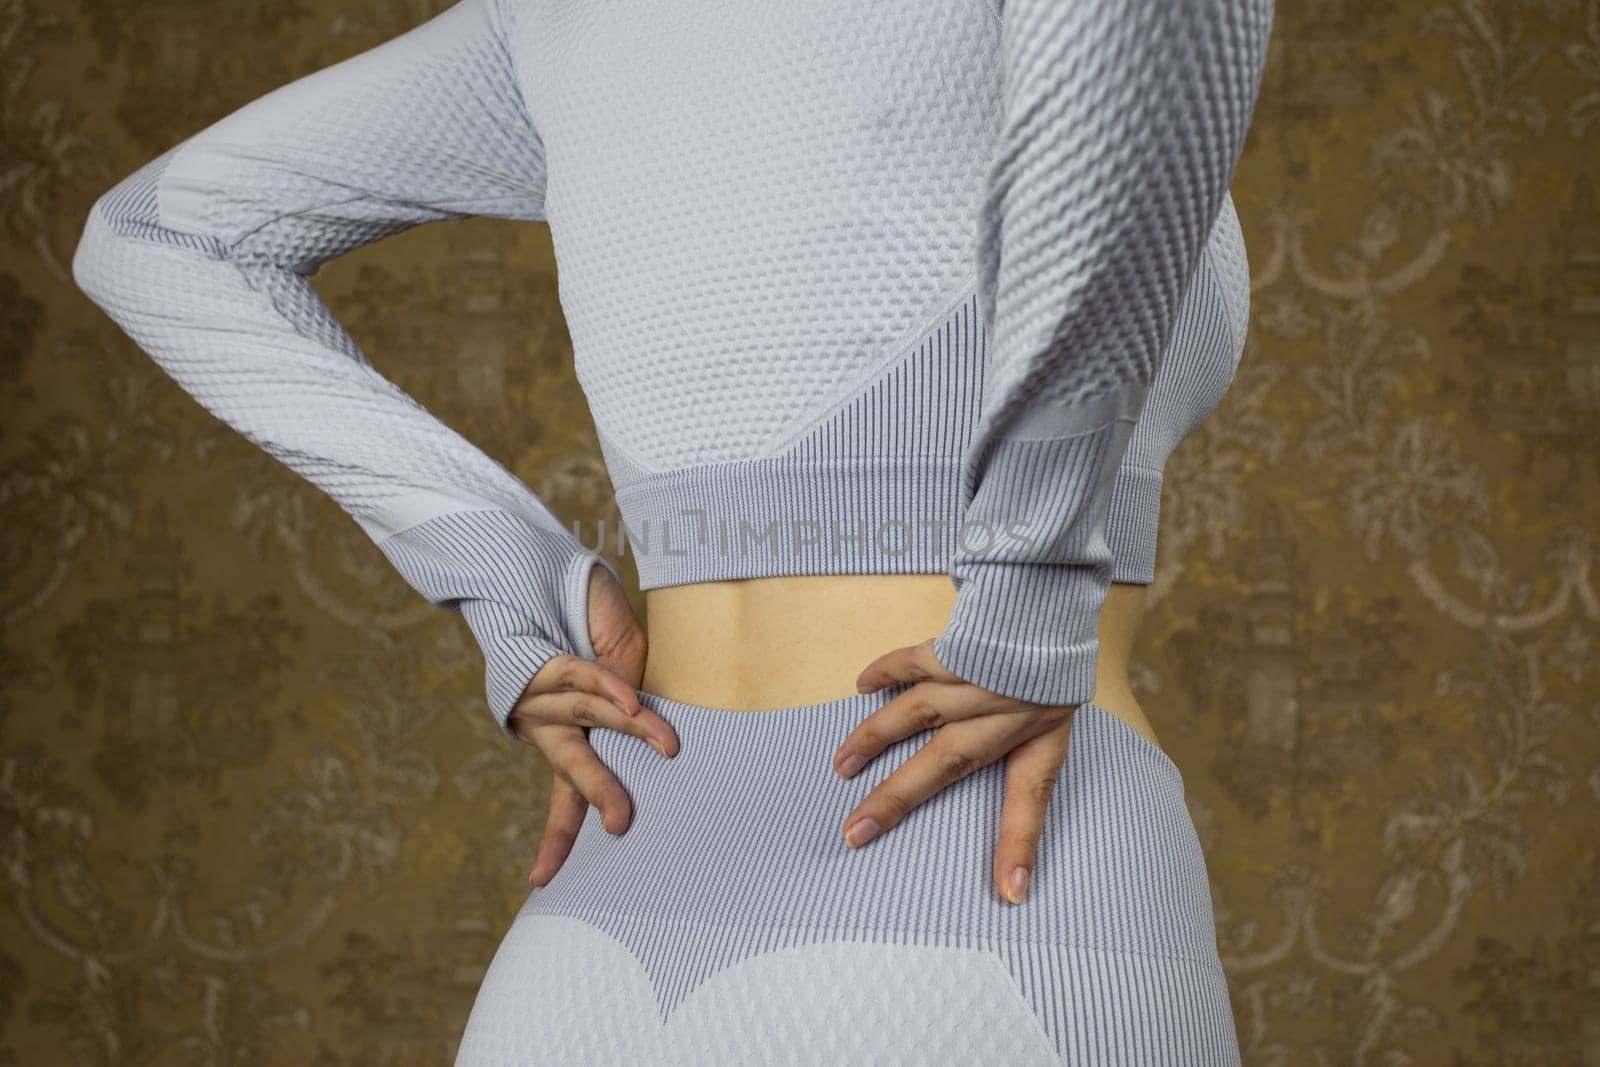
69 146 234 318
70 190 120 310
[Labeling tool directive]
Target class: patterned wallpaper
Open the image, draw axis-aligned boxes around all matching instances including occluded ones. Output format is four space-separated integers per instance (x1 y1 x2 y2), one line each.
2 0 1596 1062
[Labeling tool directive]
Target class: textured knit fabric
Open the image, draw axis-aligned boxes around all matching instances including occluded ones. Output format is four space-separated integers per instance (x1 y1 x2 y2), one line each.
71 0 1272 729
1108 194 1252 585
456 689 1240 1065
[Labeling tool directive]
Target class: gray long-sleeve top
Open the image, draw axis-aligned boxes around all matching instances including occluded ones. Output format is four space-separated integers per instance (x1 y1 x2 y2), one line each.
72 0 1274 732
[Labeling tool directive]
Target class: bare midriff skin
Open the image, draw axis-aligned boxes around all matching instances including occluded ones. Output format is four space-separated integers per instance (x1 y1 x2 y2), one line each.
641 574 1157 750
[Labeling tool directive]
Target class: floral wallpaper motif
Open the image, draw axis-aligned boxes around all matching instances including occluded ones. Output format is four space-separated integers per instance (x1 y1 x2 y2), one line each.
1 0 1595 1062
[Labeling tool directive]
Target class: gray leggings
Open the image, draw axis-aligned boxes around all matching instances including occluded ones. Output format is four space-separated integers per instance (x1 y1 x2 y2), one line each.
456 688 1239 1065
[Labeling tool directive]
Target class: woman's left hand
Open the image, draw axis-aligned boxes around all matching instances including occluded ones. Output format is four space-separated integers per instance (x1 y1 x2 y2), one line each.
837 637 1076 906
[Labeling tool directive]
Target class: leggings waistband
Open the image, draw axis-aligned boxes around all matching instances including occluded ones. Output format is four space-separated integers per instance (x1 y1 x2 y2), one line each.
630 685 1181 780
525 687 1211 960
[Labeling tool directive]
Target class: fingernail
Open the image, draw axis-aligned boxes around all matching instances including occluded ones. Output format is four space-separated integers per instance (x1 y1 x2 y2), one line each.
1004 866 1030 904
836 753 866 778
649 737 670 758
613 699 639 718
856 680 871 693
843 817 881 848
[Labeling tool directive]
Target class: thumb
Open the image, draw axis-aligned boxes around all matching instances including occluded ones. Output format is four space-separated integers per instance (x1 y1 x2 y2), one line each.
586 562 647 688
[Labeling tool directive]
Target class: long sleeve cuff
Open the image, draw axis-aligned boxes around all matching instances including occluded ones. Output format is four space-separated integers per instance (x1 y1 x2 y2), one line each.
372 507 620 738
930 391 1142 708
931 558 1108 708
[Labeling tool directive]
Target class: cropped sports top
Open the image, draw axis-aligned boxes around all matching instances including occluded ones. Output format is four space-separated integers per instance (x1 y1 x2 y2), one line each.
71 0 1272 734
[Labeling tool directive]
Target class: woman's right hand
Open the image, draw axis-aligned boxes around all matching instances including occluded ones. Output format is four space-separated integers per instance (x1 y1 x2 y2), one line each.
514 562 675 887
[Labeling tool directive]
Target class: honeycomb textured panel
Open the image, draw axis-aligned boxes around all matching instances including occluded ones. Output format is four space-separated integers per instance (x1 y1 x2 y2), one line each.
72 0 1272 715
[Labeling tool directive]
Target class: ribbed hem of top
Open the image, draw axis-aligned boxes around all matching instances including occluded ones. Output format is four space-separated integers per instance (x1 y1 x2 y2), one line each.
613 455 966 589
1105 464 1163 585
610 455 1166 591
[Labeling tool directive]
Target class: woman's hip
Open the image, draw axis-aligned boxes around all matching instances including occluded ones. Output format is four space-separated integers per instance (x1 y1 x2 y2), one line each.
459 689 1236 1064
526 687 1221 964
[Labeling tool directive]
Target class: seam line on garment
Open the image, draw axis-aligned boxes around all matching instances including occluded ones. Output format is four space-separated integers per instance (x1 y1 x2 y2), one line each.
514 907 1225 968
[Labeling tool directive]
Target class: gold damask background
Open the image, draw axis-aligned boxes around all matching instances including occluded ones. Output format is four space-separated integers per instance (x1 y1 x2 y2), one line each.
2 0 1596 1062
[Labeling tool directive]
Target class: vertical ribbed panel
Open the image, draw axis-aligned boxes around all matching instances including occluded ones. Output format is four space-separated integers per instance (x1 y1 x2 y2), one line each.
472 690 1234 1063
789 291 987 461
603 293 986 587
602 221 1247 615
523 692 1216 1004
371 509 616 735
1105 465 1166 585
1106 232 1250 584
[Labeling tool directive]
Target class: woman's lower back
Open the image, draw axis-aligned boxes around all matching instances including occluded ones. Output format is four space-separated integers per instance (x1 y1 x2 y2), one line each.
640 574 1162 750
452 574 1239 1065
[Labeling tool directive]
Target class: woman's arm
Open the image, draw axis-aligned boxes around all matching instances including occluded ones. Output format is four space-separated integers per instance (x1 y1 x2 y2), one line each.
844 0 1274 903
70 0 621 738
928 0 1275 706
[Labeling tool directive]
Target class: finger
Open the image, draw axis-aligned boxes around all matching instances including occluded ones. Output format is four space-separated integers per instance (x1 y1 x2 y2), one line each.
536 726 634 835
514 690 678 758
994 718 1074 904
833 681 1023 778
841 711 1048 848
529 774 588 887
526 654 647 718
856 638 963 693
